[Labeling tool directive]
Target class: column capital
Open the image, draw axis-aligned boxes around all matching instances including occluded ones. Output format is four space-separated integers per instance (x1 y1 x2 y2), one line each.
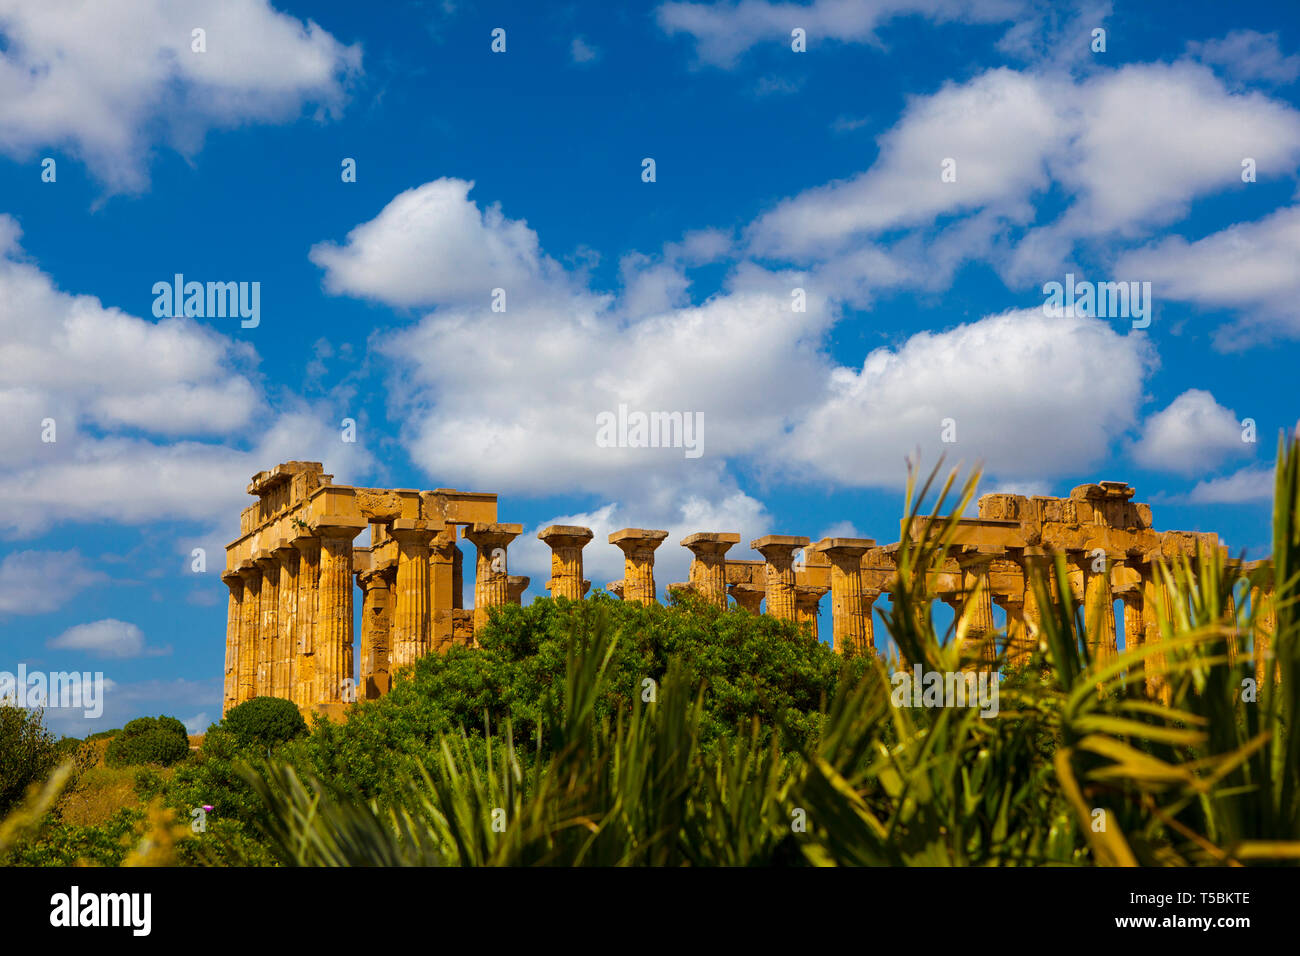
538 525 594 548
313 515 368 540
956 546 999 571
391 518 437 547
463 522 523 549
750 534 811 558
680 531 741 556
252 548 280 572
357 567 392 590
609 528 669 552
606 579 625 599
506 575 530 605
812 537 875 563
221 570 243 590
728 582 765 612
430 529 460 556
795 583 830 602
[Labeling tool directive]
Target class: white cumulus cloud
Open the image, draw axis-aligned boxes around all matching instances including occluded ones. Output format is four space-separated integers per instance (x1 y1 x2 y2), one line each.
0 0 361 191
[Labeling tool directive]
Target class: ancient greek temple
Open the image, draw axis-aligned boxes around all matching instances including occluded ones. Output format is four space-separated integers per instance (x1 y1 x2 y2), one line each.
222 462 1276 719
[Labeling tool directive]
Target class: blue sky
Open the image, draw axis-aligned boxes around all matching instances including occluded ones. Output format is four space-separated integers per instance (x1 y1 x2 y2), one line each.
0 0 1297 735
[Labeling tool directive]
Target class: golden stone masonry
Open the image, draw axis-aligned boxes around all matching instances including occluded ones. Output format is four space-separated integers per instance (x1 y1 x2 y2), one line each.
223 464 1276 719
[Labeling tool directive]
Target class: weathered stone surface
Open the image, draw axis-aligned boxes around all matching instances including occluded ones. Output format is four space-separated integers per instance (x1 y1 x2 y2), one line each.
390 520 435 670
812 537 876 654
357 568 393 699
750 535 810 623
609 529 668 605
463 522 523 634
681 532 740 609
539 525 593 601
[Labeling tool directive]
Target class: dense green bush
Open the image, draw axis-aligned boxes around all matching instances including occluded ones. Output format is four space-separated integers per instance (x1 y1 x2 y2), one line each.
289 592 867 803
222 697 308 748
104 715 190 768
0 706 60 815
2 808 143 867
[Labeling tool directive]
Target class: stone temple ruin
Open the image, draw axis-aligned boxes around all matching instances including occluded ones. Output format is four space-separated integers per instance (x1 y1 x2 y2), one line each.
222 462 1276 719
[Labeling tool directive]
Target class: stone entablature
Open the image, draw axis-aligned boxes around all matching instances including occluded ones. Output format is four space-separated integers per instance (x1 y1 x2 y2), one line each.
223 465 1275 718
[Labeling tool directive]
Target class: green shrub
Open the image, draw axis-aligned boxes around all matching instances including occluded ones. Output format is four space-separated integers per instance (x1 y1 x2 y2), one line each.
288 592 865 804
104 715 190 768
0 706 60 815
222 697 308 748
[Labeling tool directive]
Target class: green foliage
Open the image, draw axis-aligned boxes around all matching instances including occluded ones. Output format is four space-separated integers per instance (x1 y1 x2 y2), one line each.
3 807 144 867
240 448 1300 867
244 622 812 866
286 593 860 806
0 706 60 815
104 715 190 768
222 696 308 748
11 447 1300 867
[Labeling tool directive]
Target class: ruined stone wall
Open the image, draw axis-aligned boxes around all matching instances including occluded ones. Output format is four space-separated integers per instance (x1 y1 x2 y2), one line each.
224 465 1275 718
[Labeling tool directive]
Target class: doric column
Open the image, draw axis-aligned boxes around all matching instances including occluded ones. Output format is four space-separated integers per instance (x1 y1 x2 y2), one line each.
253 551 280 698
452 538 464 609
291 536 320 710
750 535 810 622
274 545 299 700
429 530 459 652
1084 554 1117 666
236 564 261 704
358 568 394 699
221 572 244 716
1065 552 1087 607
538 525 593 601
390 520 435 670
609 529 669 605
956 556 993 647
812 537 875 655
1020 549 1049 644
314 519 366 708
794 584 829 640
1250 585 1275 686
995 594 1029 666
606 579 625 600
680 532 741 609
959 554 996 669
1142 566 1172 703
1117 586 1143 655
463 523 523 631
507 575 530 605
